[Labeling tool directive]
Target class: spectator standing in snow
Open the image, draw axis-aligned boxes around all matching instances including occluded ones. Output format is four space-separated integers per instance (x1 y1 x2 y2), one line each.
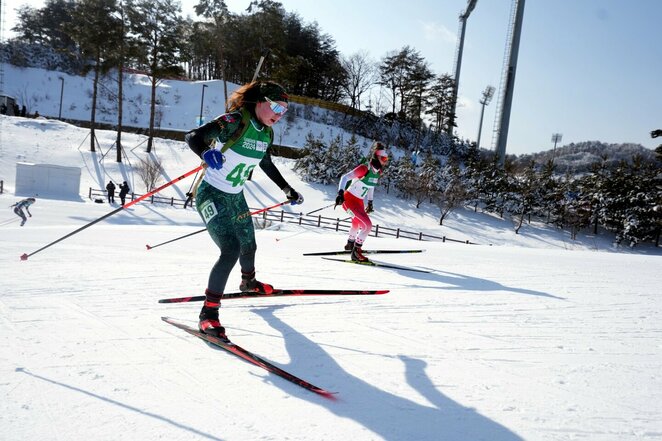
184 191 194 208
118 181 130 205
184 80 303 339
106 181 116 203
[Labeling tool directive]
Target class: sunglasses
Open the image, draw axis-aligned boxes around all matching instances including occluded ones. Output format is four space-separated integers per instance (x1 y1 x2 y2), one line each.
265 97 288 115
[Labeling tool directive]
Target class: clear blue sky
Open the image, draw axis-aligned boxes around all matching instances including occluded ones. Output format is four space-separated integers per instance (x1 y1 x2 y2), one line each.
4 0 661 155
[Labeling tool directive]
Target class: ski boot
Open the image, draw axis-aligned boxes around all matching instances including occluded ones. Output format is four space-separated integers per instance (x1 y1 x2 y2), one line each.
351 244 370 263
198 305 226 339
344 239 355 251
198 290 226 339
239 270 274 294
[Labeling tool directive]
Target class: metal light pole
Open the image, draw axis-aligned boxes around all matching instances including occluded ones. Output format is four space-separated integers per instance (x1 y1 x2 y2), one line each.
58 77 64 119
448 0 479 135
551 133 562 158
494 0 526 166
199 84 208 126
476 85 495 149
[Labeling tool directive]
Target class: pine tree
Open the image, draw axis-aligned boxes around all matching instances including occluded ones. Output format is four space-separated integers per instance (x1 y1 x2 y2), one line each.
68 0 122 152
126 0 184 152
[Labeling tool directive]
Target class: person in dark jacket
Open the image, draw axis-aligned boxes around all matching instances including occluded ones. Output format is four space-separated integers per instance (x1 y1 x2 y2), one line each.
106 181 116 203
184 191 194 208
118 181 130 205
184 80 303 339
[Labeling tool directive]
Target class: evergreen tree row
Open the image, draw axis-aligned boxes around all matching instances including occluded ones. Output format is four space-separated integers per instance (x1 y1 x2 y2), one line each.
4 0 458 135
295 136 661 248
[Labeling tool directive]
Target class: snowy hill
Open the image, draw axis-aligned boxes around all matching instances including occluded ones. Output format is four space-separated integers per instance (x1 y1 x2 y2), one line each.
1 62 372 151
514 140 657 174
1 93 661 440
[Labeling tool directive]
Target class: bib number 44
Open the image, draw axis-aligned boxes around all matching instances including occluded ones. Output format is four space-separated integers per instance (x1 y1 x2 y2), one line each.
226 163 256 187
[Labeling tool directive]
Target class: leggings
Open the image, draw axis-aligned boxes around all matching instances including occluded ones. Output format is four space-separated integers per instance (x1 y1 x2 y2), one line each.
196 181 257 294
14 208 27 222
342 192 372 245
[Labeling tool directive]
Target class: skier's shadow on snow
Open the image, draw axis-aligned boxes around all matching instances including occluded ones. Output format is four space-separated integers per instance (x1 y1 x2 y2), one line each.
354 264 563 300
250 305 524 441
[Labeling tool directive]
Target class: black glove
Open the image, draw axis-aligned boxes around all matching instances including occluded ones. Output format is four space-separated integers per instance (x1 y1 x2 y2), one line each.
366 200 374 213
335 190 344 208
284 186 304 205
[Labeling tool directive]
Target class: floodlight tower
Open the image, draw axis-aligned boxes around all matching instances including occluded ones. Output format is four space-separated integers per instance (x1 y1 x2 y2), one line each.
0 0 5 99
551 133 562 159
447 0 478 135
492 0 526 166
476 85 495 149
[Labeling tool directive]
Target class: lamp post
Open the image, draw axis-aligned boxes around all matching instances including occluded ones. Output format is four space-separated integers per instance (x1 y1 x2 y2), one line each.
476 85 495 149
551 133 562 159
58 77 64 119
448 0 479 135
199 84 208 126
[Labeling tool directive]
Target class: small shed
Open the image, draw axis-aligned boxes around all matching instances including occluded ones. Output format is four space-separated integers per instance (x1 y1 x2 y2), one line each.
15 162 82 199
1 95 17 115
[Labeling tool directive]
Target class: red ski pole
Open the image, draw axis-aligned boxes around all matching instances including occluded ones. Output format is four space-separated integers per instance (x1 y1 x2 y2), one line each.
20 165 203 261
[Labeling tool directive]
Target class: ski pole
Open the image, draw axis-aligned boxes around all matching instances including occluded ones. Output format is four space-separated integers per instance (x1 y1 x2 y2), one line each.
236 200 290 220
274 216 352 242
147 200 292 250
304 203 334 216
146 227 206 250
20 165 203 261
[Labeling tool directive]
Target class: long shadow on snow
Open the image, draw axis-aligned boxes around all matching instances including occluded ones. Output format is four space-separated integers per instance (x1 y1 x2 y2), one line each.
14 367 223 441
250 305 524 441
343 261 564 300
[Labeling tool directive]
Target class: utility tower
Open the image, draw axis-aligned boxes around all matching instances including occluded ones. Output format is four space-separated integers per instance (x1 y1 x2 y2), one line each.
492 0 526 166
447 0 478 136
551 133 562 160
476 85 495 149
0 0 5 98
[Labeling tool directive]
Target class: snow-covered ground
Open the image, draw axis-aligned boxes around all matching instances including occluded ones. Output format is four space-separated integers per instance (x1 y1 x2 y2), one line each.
1 115 661 441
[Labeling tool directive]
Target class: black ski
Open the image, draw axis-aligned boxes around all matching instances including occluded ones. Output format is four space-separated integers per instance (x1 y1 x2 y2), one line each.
162 317 335 398
321 257 431 273
303 249 424 256
158 289 389 304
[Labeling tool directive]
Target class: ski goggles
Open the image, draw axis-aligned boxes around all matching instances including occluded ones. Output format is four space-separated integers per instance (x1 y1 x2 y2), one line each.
374 150 389 164
265 97 288 115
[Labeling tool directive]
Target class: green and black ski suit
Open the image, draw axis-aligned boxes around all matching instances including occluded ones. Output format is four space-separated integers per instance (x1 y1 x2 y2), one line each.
185 110 292 295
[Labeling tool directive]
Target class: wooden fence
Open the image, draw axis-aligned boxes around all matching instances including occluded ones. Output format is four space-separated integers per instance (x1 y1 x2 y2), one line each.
89 187 194 208
87 187 478 245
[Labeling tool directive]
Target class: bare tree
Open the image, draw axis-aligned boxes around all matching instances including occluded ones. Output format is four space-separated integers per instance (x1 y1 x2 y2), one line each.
340 50 378 111
434 180 467 226
136 156 162 192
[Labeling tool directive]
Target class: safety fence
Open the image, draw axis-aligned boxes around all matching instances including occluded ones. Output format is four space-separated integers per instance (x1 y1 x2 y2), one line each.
256 209 477 244
89 187 194 208
88 187 477 244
